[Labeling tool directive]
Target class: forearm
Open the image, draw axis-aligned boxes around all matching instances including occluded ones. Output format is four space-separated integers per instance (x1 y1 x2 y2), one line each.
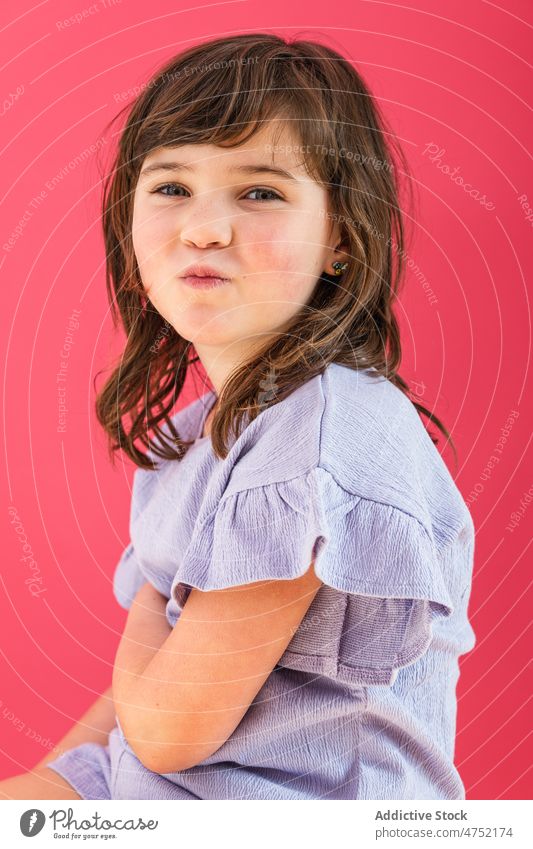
37 585 171 772
112 583 172 726
37 687 116 769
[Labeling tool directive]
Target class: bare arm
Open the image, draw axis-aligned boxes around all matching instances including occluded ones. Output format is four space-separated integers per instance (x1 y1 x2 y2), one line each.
114 565 323 774
112 582 173 736
36 582 168 771
36 686 117 770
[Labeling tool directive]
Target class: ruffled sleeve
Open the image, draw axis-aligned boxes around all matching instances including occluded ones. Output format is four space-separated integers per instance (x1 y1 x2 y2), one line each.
167 465 461 686
112 542 148 610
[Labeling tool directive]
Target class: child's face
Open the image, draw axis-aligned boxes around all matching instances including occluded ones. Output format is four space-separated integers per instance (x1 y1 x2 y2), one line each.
132 121 344 369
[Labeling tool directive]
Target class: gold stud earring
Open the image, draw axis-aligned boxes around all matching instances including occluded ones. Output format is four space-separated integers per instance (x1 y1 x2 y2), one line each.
332 261 349 275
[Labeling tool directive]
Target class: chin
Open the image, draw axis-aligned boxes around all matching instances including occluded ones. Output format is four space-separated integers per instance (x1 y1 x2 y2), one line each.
171 319 234 347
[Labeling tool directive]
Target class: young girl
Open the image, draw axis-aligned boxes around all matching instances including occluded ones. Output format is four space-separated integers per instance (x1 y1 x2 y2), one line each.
2 33 476 801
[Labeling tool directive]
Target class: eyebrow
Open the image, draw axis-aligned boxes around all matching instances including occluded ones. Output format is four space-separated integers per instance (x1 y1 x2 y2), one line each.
139 161 299 182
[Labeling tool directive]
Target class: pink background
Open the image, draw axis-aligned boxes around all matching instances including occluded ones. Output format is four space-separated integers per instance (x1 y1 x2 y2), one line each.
1 0 531 800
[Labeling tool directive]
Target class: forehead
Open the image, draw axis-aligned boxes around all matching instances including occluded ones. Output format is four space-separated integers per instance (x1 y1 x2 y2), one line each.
141 121 310 175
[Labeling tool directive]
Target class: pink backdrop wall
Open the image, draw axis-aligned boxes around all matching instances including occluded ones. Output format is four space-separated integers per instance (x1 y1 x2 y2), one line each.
1 0 531 800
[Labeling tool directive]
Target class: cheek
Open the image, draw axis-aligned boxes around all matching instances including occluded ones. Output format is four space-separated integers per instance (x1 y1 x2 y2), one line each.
249 226 301 273
132 205 172 269
248 236 318 306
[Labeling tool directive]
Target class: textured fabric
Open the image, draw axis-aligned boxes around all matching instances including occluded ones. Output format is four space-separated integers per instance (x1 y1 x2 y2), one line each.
46 363 476 800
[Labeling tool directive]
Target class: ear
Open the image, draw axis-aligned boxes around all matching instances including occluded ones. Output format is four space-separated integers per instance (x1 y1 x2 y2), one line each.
324 238 351 277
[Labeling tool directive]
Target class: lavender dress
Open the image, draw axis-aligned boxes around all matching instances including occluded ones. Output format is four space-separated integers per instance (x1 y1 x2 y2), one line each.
46 364 476 800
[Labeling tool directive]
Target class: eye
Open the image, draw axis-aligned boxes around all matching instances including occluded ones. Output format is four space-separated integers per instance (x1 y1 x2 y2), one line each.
243 187 283 202
150 184 283 202
151 183 188 197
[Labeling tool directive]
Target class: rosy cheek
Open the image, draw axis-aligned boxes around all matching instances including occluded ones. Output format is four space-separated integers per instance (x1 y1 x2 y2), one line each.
133 202 173 256
132 217 152 260
251 235 301 274
243 230 316 308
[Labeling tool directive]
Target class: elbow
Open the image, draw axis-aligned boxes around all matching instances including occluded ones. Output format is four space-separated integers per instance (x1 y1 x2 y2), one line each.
133 731 194 774
112 680 187 772
140 750 201 775
120 717 215 775
148 738 228 775
136 743 211 775
114 681 225 774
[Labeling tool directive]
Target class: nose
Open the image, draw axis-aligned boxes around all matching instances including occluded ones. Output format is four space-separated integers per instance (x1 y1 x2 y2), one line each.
180 200 233 249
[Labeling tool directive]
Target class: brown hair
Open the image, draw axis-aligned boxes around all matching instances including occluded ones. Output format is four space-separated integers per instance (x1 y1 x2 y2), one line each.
95 32 458 471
